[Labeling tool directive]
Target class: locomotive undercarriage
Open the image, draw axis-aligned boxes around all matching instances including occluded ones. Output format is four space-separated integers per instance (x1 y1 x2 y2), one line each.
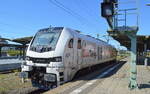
21 67 57 90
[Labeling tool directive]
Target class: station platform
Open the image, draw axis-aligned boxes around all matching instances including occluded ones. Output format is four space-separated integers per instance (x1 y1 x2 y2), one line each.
44 58 150 94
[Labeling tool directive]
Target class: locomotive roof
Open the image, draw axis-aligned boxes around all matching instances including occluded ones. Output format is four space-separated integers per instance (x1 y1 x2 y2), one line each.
64 27 113 47
38 27 64 32
0 27 114 49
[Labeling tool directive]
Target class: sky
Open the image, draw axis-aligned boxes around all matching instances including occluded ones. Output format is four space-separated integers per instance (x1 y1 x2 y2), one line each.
0 0 149 49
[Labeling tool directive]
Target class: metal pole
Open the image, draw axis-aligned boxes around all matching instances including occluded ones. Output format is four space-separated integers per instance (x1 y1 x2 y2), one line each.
113 15 116 28
128 35 138 89
23 44 26 60
20 47 21 57
144 43 148 66
97 34 100 39
116 11 118 28
125 10 127 27
0 47 2 57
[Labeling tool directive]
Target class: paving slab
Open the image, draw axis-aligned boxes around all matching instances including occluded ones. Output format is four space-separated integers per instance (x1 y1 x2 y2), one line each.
87 62 150 94
44 58 150 94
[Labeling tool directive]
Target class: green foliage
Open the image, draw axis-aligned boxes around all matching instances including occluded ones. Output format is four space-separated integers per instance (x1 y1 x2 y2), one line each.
7 50 23 56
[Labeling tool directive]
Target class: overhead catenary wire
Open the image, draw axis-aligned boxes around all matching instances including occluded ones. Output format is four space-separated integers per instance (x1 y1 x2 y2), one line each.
48 0 101 31
74 0 101 25
53 0 88 21
54 0 100 26
48 0 87 25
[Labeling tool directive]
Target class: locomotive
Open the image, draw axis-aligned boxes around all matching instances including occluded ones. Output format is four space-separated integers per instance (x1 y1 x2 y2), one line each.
20 27 117 89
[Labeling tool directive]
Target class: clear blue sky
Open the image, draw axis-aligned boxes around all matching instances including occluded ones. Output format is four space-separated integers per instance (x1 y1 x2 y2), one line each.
0 0 149 49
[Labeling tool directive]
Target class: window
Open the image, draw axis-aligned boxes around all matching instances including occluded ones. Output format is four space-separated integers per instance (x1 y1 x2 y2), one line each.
77 39 82 49
68 39 73 48
98 47 102 60
30 28 62 50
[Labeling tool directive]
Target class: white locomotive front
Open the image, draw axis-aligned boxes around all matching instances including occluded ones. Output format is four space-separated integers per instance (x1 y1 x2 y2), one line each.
20 27 117 89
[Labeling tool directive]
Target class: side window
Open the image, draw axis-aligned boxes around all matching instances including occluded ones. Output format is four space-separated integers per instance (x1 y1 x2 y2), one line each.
68 39 73 48
98 46 102 60
98 47 100 60
77 39 82 49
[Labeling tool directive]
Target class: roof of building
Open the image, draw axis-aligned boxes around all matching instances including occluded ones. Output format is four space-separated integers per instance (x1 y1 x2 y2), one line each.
0 36 32 47
108 30 150 52
12 36 32 44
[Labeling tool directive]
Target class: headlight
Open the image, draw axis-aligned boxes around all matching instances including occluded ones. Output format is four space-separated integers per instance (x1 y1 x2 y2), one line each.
52 56 62 62
44 74 56 82
25 56 30 61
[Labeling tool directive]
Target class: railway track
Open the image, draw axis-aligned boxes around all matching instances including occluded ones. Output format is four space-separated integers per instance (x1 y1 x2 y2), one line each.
19 60 123 94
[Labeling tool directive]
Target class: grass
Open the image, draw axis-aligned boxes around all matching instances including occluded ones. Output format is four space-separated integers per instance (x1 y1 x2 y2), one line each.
0 72 32 93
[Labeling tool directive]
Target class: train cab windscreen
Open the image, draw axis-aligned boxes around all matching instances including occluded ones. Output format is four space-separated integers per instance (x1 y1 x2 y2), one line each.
30 28 62 52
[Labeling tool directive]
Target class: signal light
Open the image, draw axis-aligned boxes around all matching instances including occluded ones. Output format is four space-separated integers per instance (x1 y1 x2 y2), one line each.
101 2 114 17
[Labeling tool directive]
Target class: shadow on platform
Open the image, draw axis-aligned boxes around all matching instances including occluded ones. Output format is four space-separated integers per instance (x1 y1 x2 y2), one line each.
101 61 126 78
139 84 150 89
72 60 126 82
